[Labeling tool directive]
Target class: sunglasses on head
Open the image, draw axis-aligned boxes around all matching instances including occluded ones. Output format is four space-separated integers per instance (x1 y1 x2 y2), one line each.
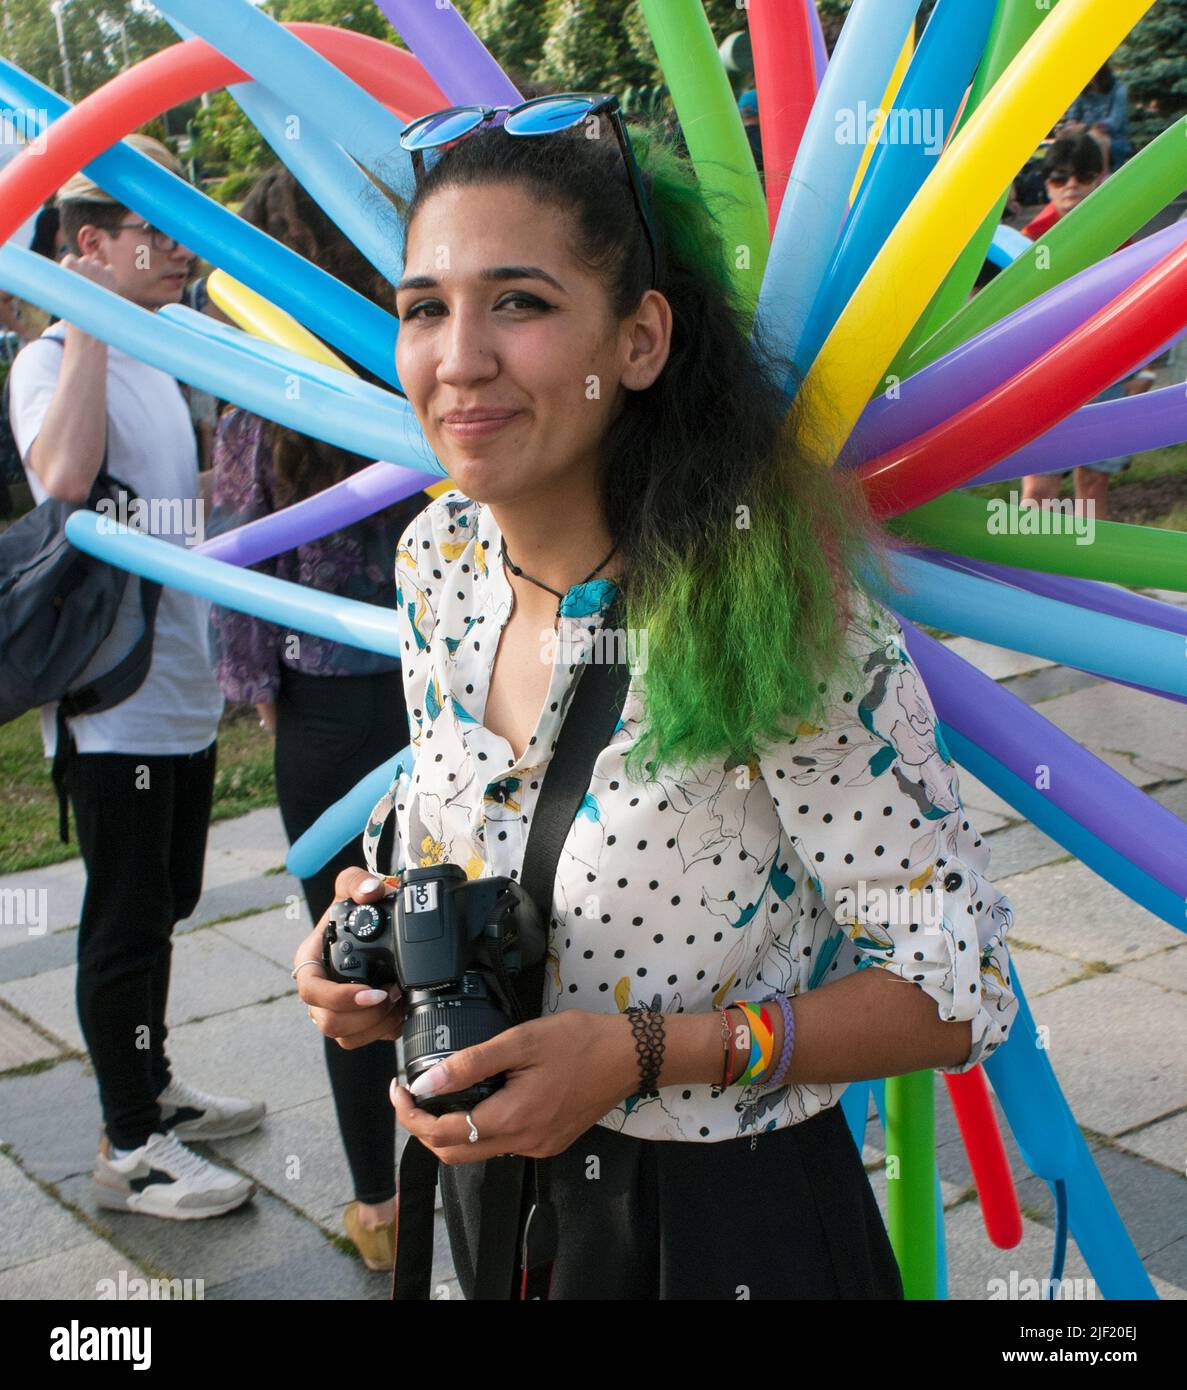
399 94 659 290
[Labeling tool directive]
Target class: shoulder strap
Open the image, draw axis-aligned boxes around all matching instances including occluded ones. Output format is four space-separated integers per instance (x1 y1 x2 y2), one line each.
393 620 631 1301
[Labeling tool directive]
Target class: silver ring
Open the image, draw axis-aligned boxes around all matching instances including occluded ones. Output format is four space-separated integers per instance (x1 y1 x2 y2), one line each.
465 1113 479 1144
291 959 323 980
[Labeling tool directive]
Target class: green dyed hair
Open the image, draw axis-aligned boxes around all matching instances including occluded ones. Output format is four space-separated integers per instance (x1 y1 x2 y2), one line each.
401 117 905 778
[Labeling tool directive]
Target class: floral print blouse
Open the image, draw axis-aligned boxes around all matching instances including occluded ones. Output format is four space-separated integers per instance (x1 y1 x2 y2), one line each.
363 490 1019 1143
207 409 423 704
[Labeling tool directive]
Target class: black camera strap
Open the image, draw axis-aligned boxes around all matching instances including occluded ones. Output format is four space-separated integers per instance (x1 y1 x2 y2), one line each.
393 619 632 1301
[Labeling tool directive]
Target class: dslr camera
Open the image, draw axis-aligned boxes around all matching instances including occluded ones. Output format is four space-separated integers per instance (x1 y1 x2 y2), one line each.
322 864 545 1116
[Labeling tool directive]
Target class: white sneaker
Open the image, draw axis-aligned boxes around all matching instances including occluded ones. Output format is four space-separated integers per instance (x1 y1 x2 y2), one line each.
93 1131 256 1220
157 1076 266 1141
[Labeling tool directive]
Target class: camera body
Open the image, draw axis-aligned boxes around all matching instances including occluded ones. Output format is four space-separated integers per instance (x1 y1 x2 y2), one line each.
323 864 545 1116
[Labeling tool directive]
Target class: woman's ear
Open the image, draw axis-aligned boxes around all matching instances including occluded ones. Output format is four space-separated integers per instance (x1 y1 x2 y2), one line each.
621 289 672 392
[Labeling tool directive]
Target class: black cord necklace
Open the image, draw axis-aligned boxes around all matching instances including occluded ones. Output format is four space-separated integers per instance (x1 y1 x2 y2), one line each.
500 535 620 622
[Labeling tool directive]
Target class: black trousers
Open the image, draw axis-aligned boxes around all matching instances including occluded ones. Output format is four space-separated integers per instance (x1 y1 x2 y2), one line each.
69 740 218 1150
274 667 404 1206
440 1101 904 1300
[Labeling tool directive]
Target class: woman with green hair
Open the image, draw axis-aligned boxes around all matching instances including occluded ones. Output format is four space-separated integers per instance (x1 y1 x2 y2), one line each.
293 100 1019 1300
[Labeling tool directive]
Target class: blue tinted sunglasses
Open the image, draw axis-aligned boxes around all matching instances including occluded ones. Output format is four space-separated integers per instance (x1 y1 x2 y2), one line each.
399 94 658 290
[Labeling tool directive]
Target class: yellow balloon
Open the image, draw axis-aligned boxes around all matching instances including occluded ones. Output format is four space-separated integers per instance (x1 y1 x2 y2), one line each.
849 26 915 206
206 268 357 376
802 0 1156 455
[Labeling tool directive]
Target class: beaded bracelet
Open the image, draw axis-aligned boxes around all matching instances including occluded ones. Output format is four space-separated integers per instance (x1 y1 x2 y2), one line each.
625 1006 666 1098
758 992 796 1089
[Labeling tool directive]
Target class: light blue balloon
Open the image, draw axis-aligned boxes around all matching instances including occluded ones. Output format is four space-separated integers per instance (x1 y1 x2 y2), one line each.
0 58 401 386
0 244 435 467
796 0 998 376
64 512 404 657
988 222 1032 268
153 0 409 179
983 974 1158 1298
883 550 1187 700
751 0 919 382
162 9 409 286
287 748 415 880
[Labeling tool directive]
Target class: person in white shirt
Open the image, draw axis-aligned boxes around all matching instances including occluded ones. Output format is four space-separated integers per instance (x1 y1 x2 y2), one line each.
8 135 264 1220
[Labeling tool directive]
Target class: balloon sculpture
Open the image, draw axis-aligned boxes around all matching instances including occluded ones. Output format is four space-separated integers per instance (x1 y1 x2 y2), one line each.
3 0 1183 1300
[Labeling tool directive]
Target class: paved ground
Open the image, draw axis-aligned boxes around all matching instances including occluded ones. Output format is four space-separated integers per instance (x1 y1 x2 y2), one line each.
1 609 1185 1302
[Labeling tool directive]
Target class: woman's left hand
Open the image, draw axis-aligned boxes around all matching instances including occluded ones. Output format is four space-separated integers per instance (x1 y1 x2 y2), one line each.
391 1010 638 1164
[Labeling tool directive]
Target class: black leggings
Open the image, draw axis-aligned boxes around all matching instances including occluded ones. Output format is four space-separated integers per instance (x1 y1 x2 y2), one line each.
274 667 405 1206
440 1101 904 1299
70 742 218 1150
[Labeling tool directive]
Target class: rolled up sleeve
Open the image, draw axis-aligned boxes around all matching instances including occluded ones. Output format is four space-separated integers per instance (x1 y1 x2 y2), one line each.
759 598 1019 1074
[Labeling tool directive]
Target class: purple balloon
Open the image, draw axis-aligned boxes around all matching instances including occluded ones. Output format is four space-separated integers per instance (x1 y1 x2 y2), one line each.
896 616 1187 896
198 461 440 567
909 545 1187 708
841 219 1187 468
374 0 521 106
805 0 829 87
965 377 1187 482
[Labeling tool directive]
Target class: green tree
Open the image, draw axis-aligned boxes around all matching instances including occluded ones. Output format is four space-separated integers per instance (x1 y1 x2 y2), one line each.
0 0 175 101
470 0 549 81
1117 0 1187 147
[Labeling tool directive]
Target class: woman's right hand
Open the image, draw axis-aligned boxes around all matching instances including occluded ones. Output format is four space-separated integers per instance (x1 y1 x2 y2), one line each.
294 867 405 1049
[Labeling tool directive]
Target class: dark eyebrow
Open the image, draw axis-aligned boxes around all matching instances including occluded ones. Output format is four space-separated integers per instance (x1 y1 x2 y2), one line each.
394 265 566 294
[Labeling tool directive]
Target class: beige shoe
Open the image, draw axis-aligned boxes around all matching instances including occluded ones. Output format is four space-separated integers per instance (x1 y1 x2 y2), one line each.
344 1200 396 1271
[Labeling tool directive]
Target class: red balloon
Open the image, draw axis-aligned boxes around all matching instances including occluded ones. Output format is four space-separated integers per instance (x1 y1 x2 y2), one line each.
0 24 447 248
943 1068 1024 1250
857 232 1187 518
746 0 817 236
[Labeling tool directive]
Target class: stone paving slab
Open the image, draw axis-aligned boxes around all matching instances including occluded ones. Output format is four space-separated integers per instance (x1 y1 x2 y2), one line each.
1021 973 1183 1137
0 1238 138 1300
1034 682 1187 777
0 931 295 1055
997 858 1183 964
0 930 78 987
1113 1110 1187 1173
940 636 1055 682
1118 943 1187 993
941 1200 1103 1301
978 820 1069 880
215 904 312 971
0 1059 101 1184
0 863 83 947
1004 944 1086 998
0 1002 63 1072
998 664 1103 707
0 1150 101 1273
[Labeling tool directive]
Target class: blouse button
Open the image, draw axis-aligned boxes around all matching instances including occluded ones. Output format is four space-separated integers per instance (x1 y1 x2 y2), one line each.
944 872 963 892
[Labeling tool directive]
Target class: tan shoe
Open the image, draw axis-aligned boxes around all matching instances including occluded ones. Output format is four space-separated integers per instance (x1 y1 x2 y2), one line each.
343 1200 396 1271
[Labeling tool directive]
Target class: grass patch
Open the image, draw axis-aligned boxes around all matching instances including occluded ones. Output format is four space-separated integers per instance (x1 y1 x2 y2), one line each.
0 703 276 876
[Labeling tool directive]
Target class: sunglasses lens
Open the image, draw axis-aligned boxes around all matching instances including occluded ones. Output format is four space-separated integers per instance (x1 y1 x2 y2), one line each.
401 107 486 151
504 96 598 136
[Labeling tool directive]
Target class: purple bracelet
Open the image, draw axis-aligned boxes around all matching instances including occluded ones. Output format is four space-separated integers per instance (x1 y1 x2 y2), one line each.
757 992 795 1088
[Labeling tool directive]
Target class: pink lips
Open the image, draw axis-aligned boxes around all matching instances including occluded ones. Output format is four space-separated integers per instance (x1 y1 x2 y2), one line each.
442 410 520 438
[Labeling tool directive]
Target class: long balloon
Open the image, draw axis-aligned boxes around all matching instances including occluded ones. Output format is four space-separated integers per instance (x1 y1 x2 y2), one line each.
65 513 403 657
858 228 1187 515
804 0 1157 453
372 0 521 107
902 115 1187 377
944 1068 1023 1250
203 271 360 378
746 0 818 233
287 747 414 880
752 0 919 376
842 219 1187 469
888 492 1187 592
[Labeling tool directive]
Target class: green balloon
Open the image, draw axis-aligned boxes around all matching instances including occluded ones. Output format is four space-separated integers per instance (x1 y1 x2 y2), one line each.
891 0 1064 376
897 116 1187 378
640 0 768 316
888 492 1187 590
885 1071 936 1300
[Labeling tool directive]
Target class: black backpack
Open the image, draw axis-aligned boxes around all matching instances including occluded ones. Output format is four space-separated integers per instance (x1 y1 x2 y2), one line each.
0 338 162 842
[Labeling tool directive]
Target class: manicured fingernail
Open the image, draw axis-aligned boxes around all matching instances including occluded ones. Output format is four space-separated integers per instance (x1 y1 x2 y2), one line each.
409 1064 447 1099
354 988 387 1006
389 1078 400 1106
357 877 380 894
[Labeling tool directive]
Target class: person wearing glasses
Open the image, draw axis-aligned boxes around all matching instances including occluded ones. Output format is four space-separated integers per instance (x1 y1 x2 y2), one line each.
1020 134 1152 521
7 133 264 1222
295 97 1018 1299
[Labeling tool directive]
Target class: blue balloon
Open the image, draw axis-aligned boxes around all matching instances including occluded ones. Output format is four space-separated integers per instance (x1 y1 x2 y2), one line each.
751 0 919 382
0 58 401 387
882 550 1187 701
796 0 998 376
287 748 414 880
988 222 1032 268
153 0 410 178
0 244 435 466
64 512 404 657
